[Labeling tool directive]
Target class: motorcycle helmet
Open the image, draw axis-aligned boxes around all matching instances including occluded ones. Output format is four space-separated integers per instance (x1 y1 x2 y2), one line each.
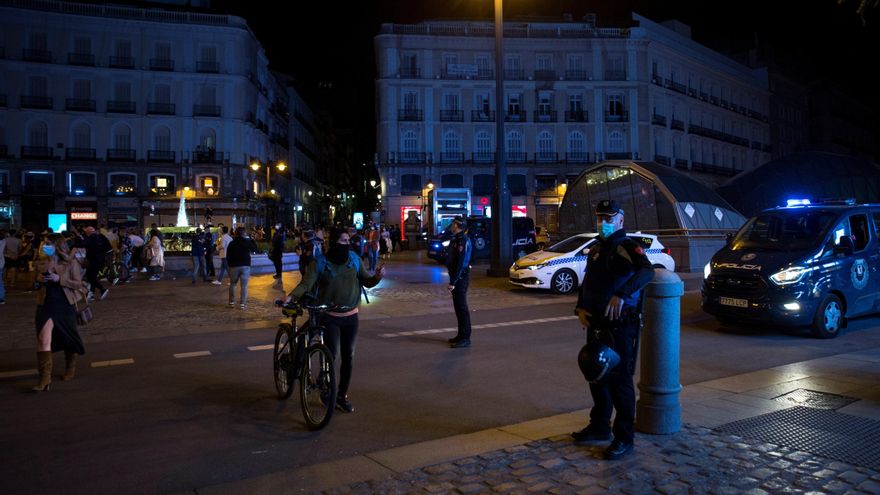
577 341 621 383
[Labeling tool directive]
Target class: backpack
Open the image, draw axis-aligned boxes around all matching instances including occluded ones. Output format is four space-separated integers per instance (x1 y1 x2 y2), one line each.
310 251 370 304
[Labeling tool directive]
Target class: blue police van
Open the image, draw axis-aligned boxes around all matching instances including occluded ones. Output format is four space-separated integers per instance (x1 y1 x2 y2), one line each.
702 199 880 338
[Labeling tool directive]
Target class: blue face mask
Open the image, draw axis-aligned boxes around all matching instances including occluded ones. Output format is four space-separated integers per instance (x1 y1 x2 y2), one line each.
598 222 616 239
42 244 56 257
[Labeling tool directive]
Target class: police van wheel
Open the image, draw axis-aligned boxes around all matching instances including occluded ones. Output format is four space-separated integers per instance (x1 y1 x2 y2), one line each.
551 269 577 294
812 294 843 339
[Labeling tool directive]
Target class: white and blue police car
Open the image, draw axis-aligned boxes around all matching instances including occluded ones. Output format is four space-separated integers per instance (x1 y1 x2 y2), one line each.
509 233 675 294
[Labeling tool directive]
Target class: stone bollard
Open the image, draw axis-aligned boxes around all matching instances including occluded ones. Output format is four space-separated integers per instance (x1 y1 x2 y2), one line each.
636 268 684 434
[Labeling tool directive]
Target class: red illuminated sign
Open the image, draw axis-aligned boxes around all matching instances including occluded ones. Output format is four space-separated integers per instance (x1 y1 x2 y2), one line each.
70 212 98 220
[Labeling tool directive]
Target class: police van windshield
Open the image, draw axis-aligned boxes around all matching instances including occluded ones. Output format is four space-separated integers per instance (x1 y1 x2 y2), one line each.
546 235 593 253
733 211 838 251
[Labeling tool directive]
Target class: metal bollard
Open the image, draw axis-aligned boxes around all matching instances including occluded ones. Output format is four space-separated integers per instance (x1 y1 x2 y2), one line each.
636 268 684 434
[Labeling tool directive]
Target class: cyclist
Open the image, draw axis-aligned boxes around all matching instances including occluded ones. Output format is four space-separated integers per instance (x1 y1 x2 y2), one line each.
286 227 385 413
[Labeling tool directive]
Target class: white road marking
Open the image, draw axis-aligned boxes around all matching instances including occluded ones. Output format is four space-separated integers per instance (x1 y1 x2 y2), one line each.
91 358 135 368
378 315 578 338
248 345 274 351
0 369 38 379
174 351 212 359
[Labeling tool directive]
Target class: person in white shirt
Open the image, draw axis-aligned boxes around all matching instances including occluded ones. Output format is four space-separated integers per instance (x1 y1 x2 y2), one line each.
213 226 234 285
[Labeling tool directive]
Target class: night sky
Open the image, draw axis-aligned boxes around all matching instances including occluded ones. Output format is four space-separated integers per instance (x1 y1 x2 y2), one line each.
211 0 878 163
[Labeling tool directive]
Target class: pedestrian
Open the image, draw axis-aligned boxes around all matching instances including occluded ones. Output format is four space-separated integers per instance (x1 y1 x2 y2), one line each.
390 225 400 253
446 217 473 348
571 199 654 460
286 227 385 413
366 224 379 271
296 231 321 276
129 229 146 273
118 229 133 283
146 228 164 281
31 234 87 391
380 226 392 260
82 226 111 301
270 222 285 279
205 227 216 278
3 229 21 289
213 226 233 285
226 227 258 309
190 228 210 283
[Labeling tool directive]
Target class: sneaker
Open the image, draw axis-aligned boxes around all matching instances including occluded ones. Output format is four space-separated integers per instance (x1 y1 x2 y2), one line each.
336 395 355 413
228 301 235 307
450 339 471 349
212 280 222 285
149 275 160 281
603 439 634 460
571 425 612 443
240 303 247 310
100 289 110 300
112 277 120 286
86 292 95 302
140 268 148 273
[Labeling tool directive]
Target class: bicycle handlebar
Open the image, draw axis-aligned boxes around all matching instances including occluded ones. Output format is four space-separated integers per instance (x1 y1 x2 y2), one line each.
274 299 336 313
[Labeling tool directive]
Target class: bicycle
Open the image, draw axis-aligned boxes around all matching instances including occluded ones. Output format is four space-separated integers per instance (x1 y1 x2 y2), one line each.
273 298 338 430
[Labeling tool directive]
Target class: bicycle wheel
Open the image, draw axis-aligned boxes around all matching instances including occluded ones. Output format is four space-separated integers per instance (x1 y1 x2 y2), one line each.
273 323 295 399
299 343 337 430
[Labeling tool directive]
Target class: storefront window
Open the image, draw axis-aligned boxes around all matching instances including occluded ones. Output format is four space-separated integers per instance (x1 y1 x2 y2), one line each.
150 175 175 196
109 173 137 196
23 171 54 195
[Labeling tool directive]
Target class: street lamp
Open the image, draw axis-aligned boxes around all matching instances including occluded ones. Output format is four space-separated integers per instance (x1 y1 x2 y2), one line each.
488 0 512 277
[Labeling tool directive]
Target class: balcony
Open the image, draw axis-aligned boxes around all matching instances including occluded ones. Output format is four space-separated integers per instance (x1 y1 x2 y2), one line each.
651 114 667 126
398 152 426 164
191 148 225 164
564 70 587 80
196 61 220 73
505 152 527 163
109 56 135 69
439 110 464 122
533 110 557 122
475 68 494 80
193 105 221 117
21 95 53 109
149 58 174 71
505 110 526 122
66 98 96 112
107 100 136 114
651 75 663 86
147 150 176 163
535 152 558 164
21 146 54 159
68 52 95 66
566 152 592 164
472 152 495 164
147 102 175 115
605 152 633 160
399 67 421 78
670 119 685 131
604 70 626 81
65 148 96 160
440 69 468 80
439 152 465 163
471 110 495 122
503 69 525 80
565 110 588 122
534 70 556 81
23 49 52 63
107 149 136 161
398 109 423 121
604 111 629 122
665 79 687 94
654 155 671 166
674 159 689 170
691 161 739 177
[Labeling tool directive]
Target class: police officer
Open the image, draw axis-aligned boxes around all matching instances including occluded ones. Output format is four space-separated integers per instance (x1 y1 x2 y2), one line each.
572 199 654 460
446 217 473 348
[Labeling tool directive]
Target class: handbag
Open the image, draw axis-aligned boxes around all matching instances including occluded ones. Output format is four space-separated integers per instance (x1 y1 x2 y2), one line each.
75 299 94 325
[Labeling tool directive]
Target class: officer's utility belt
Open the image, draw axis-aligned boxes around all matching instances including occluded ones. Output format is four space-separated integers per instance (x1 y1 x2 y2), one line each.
589 310 641 329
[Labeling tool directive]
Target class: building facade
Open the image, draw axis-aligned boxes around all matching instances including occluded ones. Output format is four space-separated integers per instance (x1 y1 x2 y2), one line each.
374 13 772 235
0 0 318 231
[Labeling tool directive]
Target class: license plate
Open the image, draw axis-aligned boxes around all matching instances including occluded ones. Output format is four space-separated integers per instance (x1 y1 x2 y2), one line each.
719 297 748 308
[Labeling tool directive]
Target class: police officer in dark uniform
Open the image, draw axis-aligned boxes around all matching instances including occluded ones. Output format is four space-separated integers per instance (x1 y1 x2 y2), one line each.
446 217 473 348
572 199 654 460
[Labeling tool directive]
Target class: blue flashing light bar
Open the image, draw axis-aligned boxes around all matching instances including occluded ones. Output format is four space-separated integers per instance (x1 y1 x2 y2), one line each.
786 199 811 207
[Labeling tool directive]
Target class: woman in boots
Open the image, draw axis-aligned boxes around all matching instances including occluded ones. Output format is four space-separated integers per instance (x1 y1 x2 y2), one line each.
32 234 86 391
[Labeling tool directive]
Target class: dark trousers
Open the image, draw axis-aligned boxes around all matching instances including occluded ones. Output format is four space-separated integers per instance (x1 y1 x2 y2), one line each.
272 256 282 277
322 313 359 397
587 320 639 444
132 246 145 270
451 273 472 340
86 264 105 294
206 252 216 277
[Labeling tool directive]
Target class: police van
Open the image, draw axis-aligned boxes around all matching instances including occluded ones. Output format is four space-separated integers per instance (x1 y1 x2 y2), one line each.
702 199 880 338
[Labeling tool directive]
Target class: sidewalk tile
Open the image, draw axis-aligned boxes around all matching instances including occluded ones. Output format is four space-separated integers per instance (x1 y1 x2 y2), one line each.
697 369 811 393
836 400 880 421
741 376 868 399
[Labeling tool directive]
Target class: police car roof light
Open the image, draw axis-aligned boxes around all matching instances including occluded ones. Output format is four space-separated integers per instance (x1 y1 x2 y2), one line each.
785 198 811 207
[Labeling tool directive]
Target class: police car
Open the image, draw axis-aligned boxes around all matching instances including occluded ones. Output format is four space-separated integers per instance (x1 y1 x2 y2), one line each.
509 233 675 294
702 198 880 339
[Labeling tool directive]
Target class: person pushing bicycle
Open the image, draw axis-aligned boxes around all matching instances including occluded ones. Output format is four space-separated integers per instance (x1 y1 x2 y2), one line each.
286 227 385 413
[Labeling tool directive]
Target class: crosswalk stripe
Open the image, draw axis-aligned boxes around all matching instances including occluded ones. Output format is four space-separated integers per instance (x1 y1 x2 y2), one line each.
377 315 577 338
91 358 135 368
0 369 38 379
174 351 212 359
248 345 274 351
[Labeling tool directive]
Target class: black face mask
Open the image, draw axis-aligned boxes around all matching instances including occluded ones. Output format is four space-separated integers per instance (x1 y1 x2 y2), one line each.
327 242 349 265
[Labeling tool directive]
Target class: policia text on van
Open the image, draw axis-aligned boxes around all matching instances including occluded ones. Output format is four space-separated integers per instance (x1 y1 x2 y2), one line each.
702 199 880 339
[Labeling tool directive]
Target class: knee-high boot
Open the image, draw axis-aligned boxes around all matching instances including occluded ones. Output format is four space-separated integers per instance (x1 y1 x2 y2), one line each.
32 351 52 391
62 351 77 381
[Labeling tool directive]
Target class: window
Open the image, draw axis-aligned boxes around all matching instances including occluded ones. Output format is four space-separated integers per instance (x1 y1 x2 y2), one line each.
403 92 418 111
29 32 48 51
476 91 492 115
28 122 48 147
441 174 464 188
24 171 53 194
506 131 523 154
475 130 492 153
154 84 171 103
608 94 624 116
74 36 91 55
68 172 96 196
508 174 527 196
402 53 419 76
200 46 217 62
72 123 90 148
29 76 48 97
109 173 136 196
114 82 131 101
113 125 132 150
442 93 459 111
198 174 220 196
443 53 458 68
506 93 521 114
536 54 552 71
505 55 521 71
199 86 216 106
568 131 586 154
568 94 583 112
537 91 552 114
536 175 557 195
73 80 91 99
567 54 584 72
114 40 132 58
154 127 171 151
149 174 175 196
475 55 491 75
400 174 421 196
849 214 870 251
199 128 216 150
609 131 624 152
473 174 494 196
402 131 418 153
538 131 554 155
155 42 171 60
442 130 461 154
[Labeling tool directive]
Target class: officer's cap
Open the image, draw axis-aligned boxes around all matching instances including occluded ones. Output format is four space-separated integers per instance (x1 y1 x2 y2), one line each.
595 199 624 217
451 216 465 226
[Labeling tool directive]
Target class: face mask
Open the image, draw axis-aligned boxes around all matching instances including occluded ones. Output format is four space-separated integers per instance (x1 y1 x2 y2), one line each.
598 222 616 239
327 242 349 265
42 244 56 257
